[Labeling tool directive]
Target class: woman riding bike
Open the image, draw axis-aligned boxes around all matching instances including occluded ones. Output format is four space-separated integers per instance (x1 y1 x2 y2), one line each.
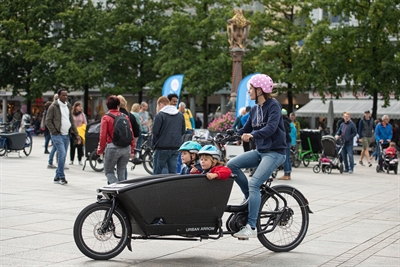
227 73 286 239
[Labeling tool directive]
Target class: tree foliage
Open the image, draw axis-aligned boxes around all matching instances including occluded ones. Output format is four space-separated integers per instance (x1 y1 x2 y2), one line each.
298 0 400 118
243 0 313 114
0 0 71 102
153 0 234 101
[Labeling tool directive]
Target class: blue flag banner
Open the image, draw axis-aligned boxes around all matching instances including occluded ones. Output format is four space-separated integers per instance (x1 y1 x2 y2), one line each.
236 73 258 117
162 74 184 106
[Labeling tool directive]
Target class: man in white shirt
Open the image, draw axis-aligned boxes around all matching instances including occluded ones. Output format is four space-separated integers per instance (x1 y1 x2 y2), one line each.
45 89 80 185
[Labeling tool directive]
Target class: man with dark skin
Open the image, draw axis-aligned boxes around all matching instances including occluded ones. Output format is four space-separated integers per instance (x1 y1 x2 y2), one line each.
46 89 80 185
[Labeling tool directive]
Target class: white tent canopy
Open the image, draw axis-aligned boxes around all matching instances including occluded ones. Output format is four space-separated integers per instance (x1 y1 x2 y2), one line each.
295 99 400 119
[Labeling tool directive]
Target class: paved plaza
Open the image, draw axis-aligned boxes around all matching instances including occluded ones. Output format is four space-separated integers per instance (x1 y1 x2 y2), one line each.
0 135 399 266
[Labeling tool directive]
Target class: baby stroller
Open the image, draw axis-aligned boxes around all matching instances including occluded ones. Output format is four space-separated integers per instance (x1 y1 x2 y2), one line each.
82 120 103 172
376 143 398 174
313 135 344 174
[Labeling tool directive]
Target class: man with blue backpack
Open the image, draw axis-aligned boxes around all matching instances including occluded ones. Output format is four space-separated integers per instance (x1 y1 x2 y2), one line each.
97 95 136 184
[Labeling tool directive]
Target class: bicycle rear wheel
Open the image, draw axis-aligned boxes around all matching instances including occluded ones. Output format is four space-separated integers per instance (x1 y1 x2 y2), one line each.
257 186 309 252
23 135 32 156
89 150 104 172
142 152 153 175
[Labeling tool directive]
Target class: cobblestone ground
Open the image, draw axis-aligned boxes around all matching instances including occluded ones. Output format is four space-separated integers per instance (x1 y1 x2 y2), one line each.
0 136 399 266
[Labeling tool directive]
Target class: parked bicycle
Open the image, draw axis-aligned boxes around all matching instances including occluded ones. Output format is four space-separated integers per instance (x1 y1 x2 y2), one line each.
87 133 153 174
0 122 33 157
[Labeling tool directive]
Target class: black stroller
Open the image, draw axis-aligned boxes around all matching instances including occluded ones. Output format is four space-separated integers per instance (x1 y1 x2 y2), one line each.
313 135 344 174
376 143 398 174
82 120 103 172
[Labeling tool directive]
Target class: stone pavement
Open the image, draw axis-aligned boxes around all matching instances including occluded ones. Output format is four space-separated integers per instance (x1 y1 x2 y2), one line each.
0 136 399 267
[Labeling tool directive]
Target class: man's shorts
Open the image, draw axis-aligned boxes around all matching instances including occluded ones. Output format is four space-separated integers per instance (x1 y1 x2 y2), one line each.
362 137 374 149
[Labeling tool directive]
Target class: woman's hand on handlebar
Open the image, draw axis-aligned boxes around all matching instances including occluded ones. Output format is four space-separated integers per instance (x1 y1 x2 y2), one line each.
242 133 253 142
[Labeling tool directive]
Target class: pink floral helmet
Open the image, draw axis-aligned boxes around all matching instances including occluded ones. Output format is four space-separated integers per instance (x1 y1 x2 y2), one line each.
249 74 274 93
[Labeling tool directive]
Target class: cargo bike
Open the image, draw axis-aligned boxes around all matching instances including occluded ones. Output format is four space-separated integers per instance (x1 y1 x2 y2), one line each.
73 131 313 260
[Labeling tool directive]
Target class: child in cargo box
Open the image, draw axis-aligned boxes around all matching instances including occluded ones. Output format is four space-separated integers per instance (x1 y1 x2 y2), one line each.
192 145 231 180
178 141 204 174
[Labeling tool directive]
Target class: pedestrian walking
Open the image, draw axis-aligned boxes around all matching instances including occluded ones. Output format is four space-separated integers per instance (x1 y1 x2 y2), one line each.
358 110 375 167
45 89 80 185
97 95 135 184
278 108 293 180
69 101 87 166
335 112 357 174
152 96 185 174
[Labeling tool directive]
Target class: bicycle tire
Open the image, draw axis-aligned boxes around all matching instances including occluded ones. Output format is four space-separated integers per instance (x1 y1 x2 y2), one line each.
302 154 311 167
293 152 301 168
257 186 309 252
313 165 320 173
23 135 32 156
0 139 7 156
73 202 130 260
142 152 153 175
89 150 104 172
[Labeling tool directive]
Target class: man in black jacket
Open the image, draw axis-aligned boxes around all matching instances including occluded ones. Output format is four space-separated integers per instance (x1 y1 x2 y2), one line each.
152 96 185 174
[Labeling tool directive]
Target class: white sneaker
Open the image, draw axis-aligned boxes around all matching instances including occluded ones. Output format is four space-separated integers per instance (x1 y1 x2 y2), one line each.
240 198 248 205
78 161 83 165
69 161 73 165
233 224 257 238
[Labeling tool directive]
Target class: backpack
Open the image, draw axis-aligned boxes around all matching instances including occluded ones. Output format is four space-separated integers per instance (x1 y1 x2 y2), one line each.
106 112 133 147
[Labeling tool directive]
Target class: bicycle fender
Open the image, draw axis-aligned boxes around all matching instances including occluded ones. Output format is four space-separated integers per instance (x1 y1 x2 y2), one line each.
270 184 313 214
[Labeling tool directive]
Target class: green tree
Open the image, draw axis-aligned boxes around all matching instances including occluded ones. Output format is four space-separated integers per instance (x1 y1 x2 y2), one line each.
153 0 235 126
243 0 313 114
0 0 71 111
94 0 175 102
298 0 400 119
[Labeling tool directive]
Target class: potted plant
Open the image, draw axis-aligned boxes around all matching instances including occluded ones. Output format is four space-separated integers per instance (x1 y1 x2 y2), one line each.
207 112 235 136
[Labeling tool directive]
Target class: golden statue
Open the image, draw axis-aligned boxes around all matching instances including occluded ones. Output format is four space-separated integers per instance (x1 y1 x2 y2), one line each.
227 9 251 49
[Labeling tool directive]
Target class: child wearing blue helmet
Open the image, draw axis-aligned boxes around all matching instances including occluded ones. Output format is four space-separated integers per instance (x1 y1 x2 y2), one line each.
196 145 232 180
178 141 203 175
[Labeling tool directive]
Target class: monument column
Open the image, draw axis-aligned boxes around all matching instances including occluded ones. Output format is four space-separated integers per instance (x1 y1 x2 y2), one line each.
229 48 245 114
227 9 251 114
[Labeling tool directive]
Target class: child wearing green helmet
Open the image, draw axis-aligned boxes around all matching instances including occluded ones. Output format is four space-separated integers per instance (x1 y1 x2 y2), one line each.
178 141 204 175
195 145 232 180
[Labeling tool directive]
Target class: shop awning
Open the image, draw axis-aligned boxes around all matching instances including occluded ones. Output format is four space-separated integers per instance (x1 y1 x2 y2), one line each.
295 99 400 119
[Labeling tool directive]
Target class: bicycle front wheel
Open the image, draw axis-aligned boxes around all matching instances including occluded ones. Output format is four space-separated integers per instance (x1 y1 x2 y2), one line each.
89 150 104 172
23 135 32 156
257 186 310 252
73 202 130 260
142 152 153 175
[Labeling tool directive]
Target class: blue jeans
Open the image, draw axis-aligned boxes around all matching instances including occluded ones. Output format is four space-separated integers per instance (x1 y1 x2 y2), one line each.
153 149 180 175
48 145 57 165
227 150 286 229
51 134 69 179
44 132 51 152
341 144 354 171
283 142 292 175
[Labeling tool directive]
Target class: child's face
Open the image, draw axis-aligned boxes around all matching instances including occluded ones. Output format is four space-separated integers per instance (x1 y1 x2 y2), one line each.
181 151 192 164
200 155 214 170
